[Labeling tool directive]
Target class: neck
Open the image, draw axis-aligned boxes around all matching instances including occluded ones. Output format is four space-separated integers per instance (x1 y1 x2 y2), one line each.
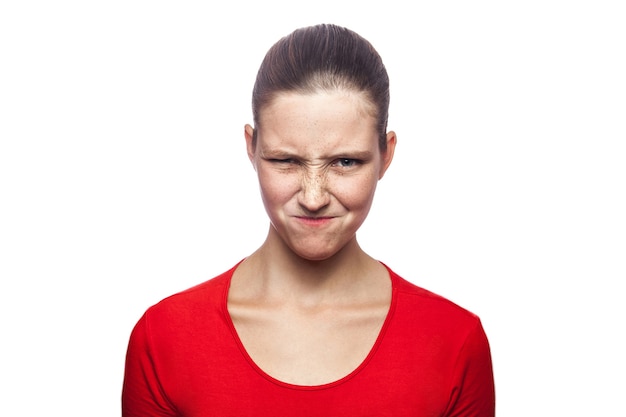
237 227 380 307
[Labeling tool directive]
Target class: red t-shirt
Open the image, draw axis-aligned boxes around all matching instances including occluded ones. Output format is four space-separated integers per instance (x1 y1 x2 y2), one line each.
122 263 495 416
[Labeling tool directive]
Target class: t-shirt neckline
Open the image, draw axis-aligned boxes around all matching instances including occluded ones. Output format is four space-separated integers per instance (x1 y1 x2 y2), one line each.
221 260 398 391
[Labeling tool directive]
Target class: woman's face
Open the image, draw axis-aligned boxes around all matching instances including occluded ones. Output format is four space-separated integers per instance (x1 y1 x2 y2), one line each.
245 90 396 261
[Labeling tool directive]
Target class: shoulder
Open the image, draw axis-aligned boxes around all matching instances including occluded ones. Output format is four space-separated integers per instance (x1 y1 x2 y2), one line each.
381 264 492 376
384 264 483 334
139 262 240 329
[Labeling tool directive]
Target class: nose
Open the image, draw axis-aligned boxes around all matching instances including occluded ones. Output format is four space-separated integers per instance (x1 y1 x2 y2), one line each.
297 169 330 212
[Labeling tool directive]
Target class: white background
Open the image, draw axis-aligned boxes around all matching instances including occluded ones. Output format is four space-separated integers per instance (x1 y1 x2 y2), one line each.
1 1 624 415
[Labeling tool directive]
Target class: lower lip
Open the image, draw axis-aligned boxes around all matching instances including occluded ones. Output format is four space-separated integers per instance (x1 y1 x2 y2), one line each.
296 217 334 227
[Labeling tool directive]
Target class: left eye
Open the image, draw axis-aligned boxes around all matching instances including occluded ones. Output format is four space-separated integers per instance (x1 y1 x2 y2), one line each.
334 158 359 168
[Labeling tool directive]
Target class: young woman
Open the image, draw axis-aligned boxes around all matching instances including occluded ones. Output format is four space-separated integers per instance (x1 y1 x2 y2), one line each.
122 24 495 416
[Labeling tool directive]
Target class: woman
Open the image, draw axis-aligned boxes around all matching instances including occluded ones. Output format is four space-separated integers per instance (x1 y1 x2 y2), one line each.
122 23 495 416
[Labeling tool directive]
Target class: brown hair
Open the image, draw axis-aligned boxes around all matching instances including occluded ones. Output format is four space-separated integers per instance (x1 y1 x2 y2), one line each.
251 24 390 150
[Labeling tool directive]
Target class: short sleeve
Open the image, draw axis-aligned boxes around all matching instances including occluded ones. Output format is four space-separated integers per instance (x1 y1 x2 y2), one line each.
122 313 178 417
444 319 496 417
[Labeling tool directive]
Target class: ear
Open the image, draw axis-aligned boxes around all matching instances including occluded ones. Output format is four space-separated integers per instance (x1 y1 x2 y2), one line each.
378 131 397 179
244 124 257 169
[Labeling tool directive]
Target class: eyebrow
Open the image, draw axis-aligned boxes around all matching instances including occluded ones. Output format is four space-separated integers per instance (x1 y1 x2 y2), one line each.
258 149 295 159
335 150 374 160
260 149 374 160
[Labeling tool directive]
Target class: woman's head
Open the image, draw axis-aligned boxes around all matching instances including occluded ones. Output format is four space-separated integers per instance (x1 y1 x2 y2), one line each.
244 24 396 261
251 24 390 151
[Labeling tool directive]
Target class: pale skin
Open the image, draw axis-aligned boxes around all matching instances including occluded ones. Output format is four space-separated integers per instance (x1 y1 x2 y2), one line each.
228 89 397 386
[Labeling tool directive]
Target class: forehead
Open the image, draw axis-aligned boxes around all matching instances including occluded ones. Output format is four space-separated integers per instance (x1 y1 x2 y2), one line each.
256 91 379 155
260 89 376 125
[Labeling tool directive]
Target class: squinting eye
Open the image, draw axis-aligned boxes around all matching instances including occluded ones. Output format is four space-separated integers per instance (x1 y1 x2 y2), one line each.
270 158 296 164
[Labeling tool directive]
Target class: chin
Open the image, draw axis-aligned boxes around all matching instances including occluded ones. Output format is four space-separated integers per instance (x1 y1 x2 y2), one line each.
289 247 333 262
289 241 350 262
297 253 335 262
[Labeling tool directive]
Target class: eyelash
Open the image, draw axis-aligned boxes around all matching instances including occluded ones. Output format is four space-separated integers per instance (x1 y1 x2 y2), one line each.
269 158 298 164
332 158 361 168
267 158 362 168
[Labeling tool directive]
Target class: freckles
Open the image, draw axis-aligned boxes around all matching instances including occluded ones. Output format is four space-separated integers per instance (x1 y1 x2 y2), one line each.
330 174 378 207
259 172 298 201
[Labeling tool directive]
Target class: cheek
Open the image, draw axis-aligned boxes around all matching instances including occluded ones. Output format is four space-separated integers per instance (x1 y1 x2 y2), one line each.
257 170 297 206
331 171 379 208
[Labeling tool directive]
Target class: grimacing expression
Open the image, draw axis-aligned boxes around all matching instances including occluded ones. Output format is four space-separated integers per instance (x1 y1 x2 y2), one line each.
245 90 396 261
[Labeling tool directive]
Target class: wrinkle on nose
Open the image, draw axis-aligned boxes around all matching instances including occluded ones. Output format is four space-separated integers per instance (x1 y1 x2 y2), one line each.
298 168 330 212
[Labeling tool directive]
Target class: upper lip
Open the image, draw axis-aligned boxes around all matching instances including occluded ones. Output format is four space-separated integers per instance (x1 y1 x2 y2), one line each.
295 215 334 219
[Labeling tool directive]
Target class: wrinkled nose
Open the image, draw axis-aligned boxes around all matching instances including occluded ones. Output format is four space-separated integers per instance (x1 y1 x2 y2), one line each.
298 170 330 212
